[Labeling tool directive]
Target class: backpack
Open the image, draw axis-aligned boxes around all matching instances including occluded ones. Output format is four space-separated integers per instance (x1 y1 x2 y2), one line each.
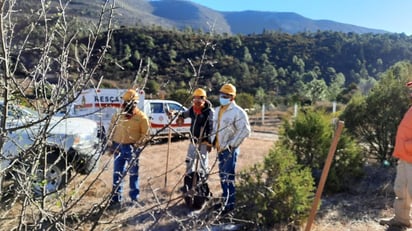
183 171 211 210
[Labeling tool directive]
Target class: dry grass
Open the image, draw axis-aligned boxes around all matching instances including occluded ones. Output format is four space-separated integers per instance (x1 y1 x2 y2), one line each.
0 130 397 230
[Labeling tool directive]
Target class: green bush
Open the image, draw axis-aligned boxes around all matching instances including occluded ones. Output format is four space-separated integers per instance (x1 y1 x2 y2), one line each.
281 109 364 193
236 145 314 229
340 61 412 163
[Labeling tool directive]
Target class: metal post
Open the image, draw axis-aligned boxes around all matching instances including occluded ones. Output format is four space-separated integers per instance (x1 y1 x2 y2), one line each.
261 104 265 125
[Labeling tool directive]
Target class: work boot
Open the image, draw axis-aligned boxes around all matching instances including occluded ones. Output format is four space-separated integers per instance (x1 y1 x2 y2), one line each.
213 202 224 211
379 217 411 229
125 200 144 208
106 201 121 211
213 202 234 216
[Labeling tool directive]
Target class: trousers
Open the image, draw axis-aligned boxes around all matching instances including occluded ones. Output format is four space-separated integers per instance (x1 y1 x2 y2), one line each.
111 142 141 203
218 147 239 211
186 142 209 178
393 159 412 226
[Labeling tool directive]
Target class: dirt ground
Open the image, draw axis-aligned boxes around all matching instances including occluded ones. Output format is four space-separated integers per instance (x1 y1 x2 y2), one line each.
64 129 399 231
1 130 399 230
61 132 278 230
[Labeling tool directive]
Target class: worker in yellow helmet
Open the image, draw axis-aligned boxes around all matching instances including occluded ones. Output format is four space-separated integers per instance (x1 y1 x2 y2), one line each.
107 89 150 210
183 88 213 174
211 83 251 215
168 87 214 209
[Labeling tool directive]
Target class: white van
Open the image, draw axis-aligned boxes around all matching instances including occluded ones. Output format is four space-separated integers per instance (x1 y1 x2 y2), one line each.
66 88 191 139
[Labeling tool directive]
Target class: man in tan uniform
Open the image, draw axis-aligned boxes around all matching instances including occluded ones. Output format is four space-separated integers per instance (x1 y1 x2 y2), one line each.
107 89 149 209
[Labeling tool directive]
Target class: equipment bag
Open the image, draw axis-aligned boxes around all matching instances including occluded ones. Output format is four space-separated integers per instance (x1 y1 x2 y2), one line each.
183 172 211 210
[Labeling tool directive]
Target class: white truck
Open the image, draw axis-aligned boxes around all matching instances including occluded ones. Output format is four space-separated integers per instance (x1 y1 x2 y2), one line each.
0 100 100 196
66 88 192 139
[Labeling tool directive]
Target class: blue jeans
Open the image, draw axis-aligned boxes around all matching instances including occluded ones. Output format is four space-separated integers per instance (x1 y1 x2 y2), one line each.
218 147 239 211
111 142 140 203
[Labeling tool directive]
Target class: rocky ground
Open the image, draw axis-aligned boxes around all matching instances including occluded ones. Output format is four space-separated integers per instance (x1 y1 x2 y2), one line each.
311 164 397 231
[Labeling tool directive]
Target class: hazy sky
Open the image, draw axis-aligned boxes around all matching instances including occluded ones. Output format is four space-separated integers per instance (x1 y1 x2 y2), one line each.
187 0 412 35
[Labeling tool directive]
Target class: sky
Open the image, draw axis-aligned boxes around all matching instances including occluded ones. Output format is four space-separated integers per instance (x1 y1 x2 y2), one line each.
188 0 412 35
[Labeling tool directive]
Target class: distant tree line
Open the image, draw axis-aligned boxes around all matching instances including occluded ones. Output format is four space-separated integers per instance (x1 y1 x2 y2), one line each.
14 24 412 107
82 27 411 106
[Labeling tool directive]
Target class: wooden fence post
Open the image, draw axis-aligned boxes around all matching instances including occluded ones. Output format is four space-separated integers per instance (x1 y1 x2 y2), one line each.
304 120 344 231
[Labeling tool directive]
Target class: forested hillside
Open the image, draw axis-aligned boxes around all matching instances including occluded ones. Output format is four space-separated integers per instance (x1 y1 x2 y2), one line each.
11 1 411 107
91 27 412 105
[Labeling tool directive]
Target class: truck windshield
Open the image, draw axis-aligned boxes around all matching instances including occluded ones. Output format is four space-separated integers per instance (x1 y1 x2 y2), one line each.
0 104 39 119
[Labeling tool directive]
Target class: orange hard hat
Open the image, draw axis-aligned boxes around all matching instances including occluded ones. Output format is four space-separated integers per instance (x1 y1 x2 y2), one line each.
219 83 236 96
123 89 138 101
193 88 207 97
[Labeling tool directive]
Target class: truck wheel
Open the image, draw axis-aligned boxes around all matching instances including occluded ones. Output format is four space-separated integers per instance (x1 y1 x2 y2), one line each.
32 153 71 196
0 175 11 204
74 154 100 175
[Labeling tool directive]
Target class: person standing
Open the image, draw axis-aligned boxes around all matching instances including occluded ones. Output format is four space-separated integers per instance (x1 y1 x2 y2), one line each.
380 81 412 229
212 83 251 214
177 88 214 179
107 89 149 209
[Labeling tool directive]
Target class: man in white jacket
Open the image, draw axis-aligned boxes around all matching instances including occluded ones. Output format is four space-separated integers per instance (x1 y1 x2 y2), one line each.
212 83 251 214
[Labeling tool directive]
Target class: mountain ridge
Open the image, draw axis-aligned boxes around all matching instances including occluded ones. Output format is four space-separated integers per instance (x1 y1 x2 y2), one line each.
121 0 388 34
15 0 389 35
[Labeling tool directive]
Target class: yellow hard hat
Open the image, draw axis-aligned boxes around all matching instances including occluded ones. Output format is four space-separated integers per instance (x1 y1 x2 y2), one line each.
219 84 236 96
123 89 138 101
193 88 207 97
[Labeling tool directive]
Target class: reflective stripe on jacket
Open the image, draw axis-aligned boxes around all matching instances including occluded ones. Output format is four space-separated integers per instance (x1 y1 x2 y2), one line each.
212 101 251 151
393 106 412 163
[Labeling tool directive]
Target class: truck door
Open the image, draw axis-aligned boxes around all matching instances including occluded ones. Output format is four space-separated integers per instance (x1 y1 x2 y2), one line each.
166 102 191 134
146 102 167 135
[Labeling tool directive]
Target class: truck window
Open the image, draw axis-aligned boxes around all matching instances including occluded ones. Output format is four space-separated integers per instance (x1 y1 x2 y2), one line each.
151 103 164 113
167 103 185 112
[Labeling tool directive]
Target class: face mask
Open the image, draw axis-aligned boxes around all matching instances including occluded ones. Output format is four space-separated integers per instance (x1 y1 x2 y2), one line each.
123 101 136 114
219 97 231 106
